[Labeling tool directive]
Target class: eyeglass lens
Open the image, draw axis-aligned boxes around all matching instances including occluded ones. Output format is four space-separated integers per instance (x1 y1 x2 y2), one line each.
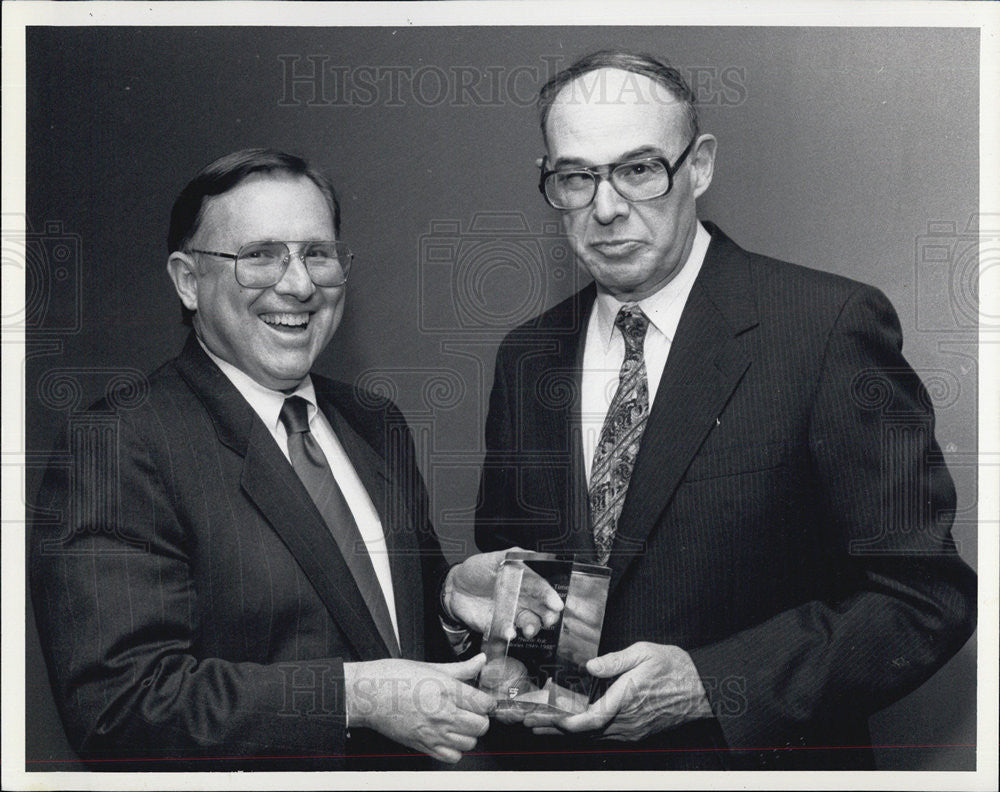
235 241 350 288
545 159 671 209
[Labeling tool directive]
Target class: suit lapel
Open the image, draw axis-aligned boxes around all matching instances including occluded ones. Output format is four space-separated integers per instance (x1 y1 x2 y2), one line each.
318 393 411 660
527 286 596 558
566 288 599 560
241 427 397 659
608 226 759 593
175 335 395 660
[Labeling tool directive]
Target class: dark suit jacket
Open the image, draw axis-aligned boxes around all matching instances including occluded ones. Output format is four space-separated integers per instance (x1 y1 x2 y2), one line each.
475 224 976 770
30 334 452 771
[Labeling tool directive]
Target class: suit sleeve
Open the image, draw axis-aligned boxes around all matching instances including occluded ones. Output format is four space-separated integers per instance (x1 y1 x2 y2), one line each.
29 411 348 769
688 284 977 750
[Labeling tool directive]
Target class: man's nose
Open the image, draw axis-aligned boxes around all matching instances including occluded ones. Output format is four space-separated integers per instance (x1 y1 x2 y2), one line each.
272 251 317 299
591 178 630 224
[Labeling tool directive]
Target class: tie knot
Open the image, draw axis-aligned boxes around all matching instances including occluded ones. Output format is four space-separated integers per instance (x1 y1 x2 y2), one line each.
615 305 649 357
279 395 311 435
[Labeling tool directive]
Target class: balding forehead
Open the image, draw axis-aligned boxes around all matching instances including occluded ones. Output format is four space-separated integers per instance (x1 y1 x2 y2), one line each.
545 68 691 153
546 68 690 158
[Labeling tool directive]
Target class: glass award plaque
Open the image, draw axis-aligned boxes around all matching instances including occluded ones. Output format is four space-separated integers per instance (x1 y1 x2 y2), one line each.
478 551 611 715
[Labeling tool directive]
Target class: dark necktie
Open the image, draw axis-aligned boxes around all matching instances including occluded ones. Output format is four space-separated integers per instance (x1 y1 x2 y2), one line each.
589 306 651 565
279 395 399 656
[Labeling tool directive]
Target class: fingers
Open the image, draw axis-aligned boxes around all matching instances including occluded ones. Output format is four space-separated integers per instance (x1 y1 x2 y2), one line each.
548 681 624 734
453 678 498 716
421 687 491 764
443 731 479 753
354 658 496 764
505 566 564 639
586 643 645 678
408 656 496 715
423 691 490 764
519 568 566 620
547 708 608 734
431 745 462 764
428 702 490 763
521 710 566 729
431 725 489 764
450 709 491 738
493 706 526 725
514 608 544 638
434 652 487 682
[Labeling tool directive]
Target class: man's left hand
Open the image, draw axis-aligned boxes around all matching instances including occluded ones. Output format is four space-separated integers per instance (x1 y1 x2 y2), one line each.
523 642 713 741
444 548 564 637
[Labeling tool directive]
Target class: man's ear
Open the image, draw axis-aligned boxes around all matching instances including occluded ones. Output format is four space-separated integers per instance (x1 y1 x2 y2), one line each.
167 251 200 313
689 134 717 200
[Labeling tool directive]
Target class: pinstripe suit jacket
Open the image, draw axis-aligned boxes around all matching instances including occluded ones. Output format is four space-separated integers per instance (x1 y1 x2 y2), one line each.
475 223 976 770
30 334 451 771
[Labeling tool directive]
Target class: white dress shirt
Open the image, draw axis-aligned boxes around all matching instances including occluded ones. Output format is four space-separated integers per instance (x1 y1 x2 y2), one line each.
198 340 400 645
581 221 711 483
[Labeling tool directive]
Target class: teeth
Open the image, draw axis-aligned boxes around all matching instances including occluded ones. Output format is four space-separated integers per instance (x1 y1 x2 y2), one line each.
261 313 309 327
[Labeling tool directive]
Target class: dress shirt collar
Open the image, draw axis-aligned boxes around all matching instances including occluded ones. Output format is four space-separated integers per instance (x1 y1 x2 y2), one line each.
593 220 711 351
196 337 318 433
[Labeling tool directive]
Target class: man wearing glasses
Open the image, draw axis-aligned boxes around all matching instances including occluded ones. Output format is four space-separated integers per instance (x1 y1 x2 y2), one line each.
474 51 977 770
29 148 504 770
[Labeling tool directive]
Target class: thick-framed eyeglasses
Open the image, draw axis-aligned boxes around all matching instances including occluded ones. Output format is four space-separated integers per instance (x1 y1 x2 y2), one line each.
188 241 353 288
538 136 698 210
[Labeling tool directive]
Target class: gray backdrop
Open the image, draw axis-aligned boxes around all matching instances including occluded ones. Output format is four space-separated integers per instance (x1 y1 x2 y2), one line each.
23 26 979 771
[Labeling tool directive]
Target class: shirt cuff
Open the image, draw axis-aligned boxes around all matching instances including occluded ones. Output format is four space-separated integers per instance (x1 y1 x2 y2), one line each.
440 615 473 656
439 564 473 655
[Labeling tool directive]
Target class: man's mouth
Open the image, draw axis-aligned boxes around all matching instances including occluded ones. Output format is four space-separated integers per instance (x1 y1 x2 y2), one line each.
591 240 642 257
260 312 310 330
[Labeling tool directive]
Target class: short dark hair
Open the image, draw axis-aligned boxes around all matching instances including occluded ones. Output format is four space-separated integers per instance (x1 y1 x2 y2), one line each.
168 148 340 254
537 50 699 148
167 148 341 324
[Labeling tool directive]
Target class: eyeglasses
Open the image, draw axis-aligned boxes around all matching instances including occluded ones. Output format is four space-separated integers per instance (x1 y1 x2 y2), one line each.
538 136 698 210
188 240 353 288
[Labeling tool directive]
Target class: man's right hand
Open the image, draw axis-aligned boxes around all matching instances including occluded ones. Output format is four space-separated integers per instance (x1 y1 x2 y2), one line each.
343 653 495 764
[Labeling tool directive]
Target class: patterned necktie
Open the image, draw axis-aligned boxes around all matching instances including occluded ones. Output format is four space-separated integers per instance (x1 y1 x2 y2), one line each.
589 306 651 565
279 395 399 656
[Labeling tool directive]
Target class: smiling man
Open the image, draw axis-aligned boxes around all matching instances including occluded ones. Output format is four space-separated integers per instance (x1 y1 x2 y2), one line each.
174 172 344 390
29 149 497 770
474 51 977 770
